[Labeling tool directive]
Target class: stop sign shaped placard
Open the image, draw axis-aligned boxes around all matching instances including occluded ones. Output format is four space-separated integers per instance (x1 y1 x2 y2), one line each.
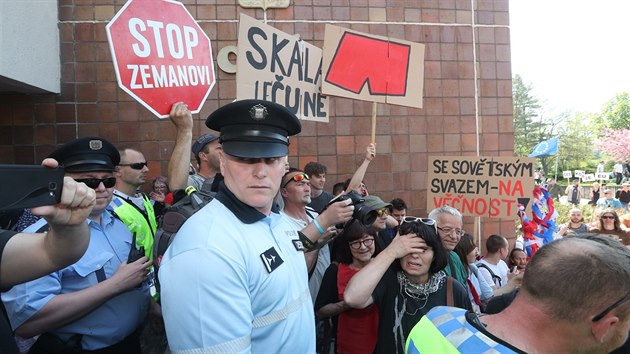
106 0 215 118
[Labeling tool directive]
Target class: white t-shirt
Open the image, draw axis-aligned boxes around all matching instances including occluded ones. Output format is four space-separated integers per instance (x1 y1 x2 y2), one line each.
281 208 330 304
476 259 509 289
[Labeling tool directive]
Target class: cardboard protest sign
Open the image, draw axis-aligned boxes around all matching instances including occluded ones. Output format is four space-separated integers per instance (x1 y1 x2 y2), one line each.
563 171 573 179
582 174 595 182
428 156 536 219
321 24 425 108
574 170 585 178
596 172 610 180
237 14 328 122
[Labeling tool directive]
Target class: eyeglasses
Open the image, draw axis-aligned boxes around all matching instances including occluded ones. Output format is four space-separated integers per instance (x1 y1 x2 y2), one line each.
592 291 630 322
437 226 464 237
74 177 117 189
377 208 390 217
402 217 438 233
118 162 148 170
601 215 616 220
282 173 309 188
349 238 375 250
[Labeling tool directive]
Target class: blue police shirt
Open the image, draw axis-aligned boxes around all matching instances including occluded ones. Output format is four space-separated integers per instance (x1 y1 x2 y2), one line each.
1 211 150 350
159 183 315 353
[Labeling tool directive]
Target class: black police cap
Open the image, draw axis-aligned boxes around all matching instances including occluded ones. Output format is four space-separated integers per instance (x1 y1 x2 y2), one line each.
206 99 301 159
49 137 120 172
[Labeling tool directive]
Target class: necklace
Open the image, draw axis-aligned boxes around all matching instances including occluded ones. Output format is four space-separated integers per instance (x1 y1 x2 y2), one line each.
397 271 446 315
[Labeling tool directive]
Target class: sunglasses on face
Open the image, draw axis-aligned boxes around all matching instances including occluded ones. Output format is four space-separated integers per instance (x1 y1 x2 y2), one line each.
349 238 375 250
118 162 148 170
402 216 438 233
601 215 616 220
282 173 309 188
377 208 390 217
74 177 117 189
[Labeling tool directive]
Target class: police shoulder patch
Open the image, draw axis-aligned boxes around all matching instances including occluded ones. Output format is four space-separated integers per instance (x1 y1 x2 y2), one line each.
260 247 284 273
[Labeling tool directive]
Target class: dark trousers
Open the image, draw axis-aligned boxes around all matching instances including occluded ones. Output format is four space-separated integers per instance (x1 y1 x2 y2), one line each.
83 332 141 354
29 330 141 354
616 173 623 185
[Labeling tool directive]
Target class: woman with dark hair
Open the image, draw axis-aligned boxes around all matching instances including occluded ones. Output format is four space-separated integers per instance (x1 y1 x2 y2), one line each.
590 208 630 245
315 220 380 354
344 217 471 354
454 234 493 314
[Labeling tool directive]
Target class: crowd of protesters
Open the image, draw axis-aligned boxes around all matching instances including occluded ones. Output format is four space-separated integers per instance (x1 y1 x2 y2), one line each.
1 100 630 354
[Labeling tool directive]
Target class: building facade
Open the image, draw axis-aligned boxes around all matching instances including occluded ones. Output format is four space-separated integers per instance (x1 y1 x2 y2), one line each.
0 0 515 238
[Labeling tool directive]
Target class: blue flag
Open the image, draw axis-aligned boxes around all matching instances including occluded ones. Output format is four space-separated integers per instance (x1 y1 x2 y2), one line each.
529 137 558 157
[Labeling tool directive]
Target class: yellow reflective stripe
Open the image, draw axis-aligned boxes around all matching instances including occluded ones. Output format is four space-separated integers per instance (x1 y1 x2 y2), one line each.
405 316 460 354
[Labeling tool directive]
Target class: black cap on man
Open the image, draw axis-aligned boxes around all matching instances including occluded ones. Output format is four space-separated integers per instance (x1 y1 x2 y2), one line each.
49 136 120 172
206 99 301 158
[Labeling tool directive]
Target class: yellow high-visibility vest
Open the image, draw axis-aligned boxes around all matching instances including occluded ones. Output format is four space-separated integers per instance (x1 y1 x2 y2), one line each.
111 193 156 260
405 315 459 354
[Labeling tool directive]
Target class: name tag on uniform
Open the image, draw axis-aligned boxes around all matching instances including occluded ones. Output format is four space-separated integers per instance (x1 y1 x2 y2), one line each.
260 247 284 273
292 239 305 252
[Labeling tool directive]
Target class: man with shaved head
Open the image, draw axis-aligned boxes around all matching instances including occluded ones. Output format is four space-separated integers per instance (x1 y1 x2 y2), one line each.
407 235 630 353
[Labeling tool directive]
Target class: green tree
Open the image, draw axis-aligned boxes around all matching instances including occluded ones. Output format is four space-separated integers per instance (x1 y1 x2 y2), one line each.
512 75 563 174
512 75 600 179
556 112 598 174
594 92 630 130
536 110 566 176
512 75 542 157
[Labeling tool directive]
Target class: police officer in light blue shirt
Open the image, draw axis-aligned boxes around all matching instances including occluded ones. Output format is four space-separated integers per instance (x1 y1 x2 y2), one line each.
159 100 354 353
2 137 152 353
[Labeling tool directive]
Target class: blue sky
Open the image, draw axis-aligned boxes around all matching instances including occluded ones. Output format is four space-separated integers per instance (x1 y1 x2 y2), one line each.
509 0 630 114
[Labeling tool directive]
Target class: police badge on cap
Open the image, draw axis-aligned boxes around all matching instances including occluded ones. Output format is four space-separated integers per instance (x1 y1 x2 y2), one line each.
49 136 120 172
206 99 301 159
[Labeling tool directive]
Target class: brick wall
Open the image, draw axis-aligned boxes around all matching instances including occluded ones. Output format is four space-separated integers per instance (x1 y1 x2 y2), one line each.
0 0 516 240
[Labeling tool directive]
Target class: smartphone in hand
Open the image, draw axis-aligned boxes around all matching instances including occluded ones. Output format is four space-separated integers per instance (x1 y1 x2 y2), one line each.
0 165 64 211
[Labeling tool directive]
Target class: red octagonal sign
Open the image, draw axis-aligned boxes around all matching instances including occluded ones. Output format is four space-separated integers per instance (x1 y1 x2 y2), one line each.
106 0 215 118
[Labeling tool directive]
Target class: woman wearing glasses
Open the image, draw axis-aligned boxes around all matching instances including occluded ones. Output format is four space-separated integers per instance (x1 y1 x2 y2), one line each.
343 217 471 354
315 221 380 354
590 209 630 245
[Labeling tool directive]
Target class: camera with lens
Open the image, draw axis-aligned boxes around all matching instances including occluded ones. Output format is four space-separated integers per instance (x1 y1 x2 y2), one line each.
324 190 377 228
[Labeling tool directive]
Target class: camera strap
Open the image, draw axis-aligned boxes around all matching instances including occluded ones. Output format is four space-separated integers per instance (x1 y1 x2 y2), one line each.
298 230 338 253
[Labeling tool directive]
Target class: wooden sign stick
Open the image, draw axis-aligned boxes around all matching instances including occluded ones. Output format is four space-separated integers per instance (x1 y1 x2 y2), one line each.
371 101 377 143
474 216 481 253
